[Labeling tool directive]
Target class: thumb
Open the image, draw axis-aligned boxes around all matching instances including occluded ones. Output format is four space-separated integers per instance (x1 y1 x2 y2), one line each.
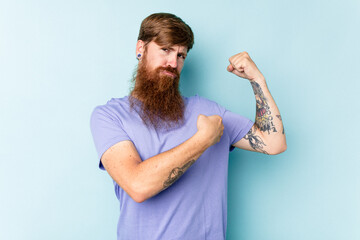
227 64 234 72
197 114 205 120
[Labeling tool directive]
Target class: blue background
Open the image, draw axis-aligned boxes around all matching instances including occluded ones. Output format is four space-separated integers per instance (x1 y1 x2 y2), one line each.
1 0 359 239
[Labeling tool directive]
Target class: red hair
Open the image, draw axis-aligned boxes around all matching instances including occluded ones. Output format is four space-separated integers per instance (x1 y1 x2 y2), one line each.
138 13 194 52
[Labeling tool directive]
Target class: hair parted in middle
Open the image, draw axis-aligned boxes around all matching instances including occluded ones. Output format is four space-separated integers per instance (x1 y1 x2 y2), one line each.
137 13 194 52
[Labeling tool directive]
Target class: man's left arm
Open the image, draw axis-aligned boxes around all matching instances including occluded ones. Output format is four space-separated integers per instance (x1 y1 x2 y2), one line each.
227 51 287 155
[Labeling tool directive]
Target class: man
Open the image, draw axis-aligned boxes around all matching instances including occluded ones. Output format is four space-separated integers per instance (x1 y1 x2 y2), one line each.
90 13 286 240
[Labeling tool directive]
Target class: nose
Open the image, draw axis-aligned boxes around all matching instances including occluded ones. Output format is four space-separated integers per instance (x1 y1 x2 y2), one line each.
167 54 178 69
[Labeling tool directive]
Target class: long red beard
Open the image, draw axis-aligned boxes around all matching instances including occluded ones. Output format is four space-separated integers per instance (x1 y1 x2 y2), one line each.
130 58 184 129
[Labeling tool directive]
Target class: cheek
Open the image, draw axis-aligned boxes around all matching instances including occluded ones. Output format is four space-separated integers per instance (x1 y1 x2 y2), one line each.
177 63 184 73
153 57 166 68
147 57 161 70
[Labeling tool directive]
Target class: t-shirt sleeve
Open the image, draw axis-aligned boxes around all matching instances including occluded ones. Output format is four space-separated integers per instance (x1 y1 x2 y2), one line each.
208 99 253 151
222 109 254 151
90 105 131 170
195 95 254 152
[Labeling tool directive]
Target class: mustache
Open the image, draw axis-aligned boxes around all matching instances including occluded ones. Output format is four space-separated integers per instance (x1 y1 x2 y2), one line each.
157 66 180 78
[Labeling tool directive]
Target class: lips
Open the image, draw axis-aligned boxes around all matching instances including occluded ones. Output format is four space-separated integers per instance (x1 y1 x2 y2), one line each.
161 70 177 78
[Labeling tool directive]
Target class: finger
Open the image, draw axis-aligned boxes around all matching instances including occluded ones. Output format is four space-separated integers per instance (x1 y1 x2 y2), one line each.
227 64 233 72
232 69 247 78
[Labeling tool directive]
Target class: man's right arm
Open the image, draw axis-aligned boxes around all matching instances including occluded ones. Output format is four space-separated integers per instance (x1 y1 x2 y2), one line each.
101 114 224 203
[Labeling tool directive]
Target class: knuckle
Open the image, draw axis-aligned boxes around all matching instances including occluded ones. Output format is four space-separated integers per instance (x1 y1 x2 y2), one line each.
215 116 222 123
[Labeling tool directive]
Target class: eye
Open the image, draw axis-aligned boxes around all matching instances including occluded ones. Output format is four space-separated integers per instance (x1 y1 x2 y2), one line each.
178 53 186 60
162 48 169 52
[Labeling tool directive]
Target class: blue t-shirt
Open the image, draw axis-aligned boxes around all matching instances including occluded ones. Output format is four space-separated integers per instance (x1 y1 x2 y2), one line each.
90 95 253 240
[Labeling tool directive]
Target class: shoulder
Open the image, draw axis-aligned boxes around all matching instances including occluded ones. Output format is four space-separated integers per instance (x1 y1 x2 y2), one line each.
91 96 129 115
186 95 220 107
185 95 225 116
90 96 130 124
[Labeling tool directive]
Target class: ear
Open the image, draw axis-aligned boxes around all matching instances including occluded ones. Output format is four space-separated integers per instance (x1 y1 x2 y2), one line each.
136 40 145 56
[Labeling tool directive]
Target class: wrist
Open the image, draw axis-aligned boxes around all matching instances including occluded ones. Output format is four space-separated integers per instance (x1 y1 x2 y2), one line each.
250 75 266 84
194 130 212 149
250 77 269 91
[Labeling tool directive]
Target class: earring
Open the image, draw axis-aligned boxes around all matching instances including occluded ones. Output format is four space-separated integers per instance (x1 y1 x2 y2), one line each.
137 53 141 59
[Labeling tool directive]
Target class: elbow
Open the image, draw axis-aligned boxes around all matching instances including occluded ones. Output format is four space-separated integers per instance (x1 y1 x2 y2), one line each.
112 180 147 203
128 181 152 203
267 143 287 155
130 193 147 203
128 189 147 203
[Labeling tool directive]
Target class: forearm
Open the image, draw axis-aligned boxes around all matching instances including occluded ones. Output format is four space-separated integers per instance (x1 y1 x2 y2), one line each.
131 131 210 202
250 76 286 152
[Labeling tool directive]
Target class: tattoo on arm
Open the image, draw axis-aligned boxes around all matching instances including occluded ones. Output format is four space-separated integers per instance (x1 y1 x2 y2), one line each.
163 160 195 189
276 115 285 135
244 126 268 154
251 81 277 134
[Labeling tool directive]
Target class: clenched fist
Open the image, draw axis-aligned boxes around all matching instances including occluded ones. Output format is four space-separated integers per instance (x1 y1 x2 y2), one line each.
196 114 224 147
227 51 264 81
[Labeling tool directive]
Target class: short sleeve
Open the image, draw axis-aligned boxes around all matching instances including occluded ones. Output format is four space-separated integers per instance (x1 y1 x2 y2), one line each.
90 105 131 170
195 95 254 152
222 110 254 151
209 99 253 151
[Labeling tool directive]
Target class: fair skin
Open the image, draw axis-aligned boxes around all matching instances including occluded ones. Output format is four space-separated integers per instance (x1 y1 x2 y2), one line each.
101 40 286 203
227 52 287 154
137 40 187 76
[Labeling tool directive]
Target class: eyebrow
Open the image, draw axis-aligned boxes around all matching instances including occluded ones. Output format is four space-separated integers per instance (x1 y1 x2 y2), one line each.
168 47 187 57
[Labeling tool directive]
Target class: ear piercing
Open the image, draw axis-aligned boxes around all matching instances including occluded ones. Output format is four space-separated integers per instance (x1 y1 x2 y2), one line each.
137 53 141 59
